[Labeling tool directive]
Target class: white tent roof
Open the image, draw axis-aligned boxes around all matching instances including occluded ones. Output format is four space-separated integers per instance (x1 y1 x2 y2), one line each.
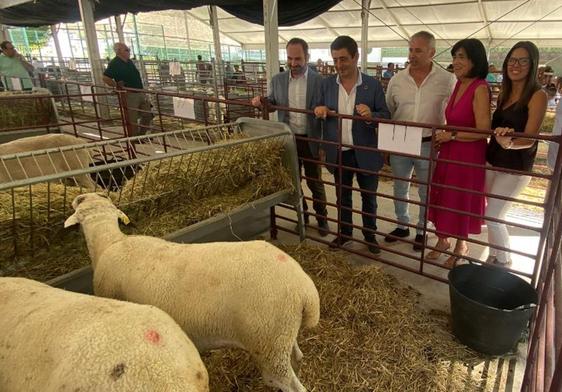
187 0 562 49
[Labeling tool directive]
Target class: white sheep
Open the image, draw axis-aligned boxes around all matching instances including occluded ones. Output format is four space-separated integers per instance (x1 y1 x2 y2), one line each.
0 133 95 189
65 193 320 392
0 277 209 392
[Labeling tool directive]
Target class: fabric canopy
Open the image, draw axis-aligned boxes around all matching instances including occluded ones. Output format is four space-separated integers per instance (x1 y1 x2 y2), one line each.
0 0 342 27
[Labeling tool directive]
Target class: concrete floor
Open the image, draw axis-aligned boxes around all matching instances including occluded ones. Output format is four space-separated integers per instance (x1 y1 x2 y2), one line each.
274 167 539 392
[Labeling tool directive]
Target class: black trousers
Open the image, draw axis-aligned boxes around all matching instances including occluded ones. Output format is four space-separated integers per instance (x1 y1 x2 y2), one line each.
296 137 328 223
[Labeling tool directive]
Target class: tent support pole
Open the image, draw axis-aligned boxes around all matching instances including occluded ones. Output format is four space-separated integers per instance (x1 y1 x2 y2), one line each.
263 0 279 106
361 0 371 73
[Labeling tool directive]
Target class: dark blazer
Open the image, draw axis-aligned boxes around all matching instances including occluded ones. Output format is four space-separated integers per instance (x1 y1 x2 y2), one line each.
318 72 390 173
267 67 323 155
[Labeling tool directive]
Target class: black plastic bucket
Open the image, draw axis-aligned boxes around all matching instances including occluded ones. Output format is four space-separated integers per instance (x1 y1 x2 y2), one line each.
448 264 537 355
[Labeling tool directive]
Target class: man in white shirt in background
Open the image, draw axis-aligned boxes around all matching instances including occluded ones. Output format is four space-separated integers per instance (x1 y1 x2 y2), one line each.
384 31 456 251
251 38 329 236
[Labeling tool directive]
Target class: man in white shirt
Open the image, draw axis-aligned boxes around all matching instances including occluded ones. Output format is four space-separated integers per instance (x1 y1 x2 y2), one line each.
251 38 328 236
384 31 456 251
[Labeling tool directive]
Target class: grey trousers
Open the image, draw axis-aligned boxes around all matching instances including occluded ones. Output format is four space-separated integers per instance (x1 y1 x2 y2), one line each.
125 93 153 136
296 137 328 223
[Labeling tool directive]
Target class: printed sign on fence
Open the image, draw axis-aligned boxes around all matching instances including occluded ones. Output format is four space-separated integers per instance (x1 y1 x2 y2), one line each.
80 85 93 102
169 61 182 76
173 96 195 119
378 123 423 156
10 78 22 91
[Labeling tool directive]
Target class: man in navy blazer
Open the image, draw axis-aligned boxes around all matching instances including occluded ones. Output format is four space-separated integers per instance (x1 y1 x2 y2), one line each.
252 38 329 236
314 35 390 254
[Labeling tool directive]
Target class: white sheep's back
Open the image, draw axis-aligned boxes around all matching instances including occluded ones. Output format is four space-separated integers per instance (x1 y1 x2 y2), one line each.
94 239 319 345
0 277 209 392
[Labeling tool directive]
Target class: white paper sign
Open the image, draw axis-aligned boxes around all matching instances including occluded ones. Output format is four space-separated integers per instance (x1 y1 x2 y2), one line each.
173 96 195 119
169 61 182 76
10 77 22 91
378 123 423 156
80 85 93 102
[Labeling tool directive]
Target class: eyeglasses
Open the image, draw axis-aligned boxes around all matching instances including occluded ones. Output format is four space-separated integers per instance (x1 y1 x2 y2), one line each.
507 57 530 67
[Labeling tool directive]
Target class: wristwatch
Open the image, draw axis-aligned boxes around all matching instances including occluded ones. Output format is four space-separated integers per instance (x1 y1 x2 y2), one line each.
450 131 457 141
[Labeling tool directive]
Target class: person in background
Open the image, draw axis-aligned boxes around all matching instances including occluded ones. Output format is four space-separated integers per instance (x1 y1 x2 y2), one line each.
196 54 211 84
0 41 34 90
485 41 547 266
384 31 456 251
547 98 562 171
314 35 391 254
103 42 153 136
427 38 491 268
486 64 498 83
383 62 395 79
251 38 329 236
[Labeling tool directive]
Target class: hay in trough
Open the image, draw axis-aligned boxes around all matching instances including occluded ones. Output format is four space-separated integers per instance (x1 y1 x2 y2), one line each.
201 243 512 392
0 133 293 280
0 90 58 130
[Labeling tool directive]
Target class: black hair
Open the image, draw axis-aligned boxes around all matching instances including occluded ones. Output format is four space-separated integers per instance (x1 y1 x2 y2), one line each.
0 41 12 50
499 41 541 109
286 38 309 57
330 36 358 58
450 38 488 79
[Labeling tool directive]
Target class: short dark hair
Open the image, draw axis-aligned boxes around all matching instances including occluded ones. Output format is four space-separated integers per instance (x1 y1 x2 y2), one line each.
450 38 488 79
330 36 358 58
0 41 12 50
197 55 202 60
286 38 309 57
387 62 394 67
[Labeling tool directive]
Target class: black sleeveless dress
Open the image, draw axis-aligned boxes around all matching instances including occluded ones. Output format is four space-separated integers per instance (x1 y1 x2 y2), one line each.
486 103 537 172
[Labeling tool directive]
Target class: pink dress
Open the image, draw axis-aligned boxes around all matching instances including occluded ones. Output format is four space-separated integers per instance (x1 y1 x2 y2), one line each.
428 78 488 237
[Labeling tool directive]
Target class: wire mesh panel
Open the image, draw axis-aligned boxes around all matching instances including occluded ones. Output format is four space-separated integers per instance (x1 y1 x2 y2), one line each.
0 119 298 282
0 89 59 142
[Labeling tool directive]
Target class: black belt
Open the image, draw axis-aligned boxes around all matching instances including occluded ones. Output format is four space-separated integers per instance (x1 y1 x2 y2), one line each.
421 136 433 142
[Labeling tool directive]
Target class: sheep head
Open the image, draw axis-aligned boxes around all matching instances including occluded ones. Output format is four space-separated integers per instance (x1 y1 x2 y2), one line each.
64 193 130 228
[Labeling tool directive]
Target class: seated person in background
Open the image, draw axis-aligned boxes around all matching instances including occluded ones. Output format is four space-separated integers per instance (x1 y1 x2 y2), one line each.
383 62 395 78
546 83 558 108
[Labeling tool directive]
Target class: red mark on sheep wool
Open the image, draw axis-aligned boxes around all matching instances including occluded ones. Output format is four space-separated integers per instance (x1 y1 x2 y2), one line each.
144 330 161 344
276 254 287 262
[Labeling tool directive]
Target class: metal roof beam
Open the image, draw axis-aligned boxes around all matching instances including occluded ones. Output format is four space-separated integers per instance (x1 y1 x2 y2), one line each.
379 0 410 40
477 0 493 44
184 10 242 46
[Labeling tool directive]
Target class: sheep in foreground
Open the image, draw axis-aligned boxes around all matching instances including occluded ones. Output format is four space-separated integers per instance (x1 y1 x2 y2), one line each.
65 193 320 392
0 133 95 189
0 277 209 392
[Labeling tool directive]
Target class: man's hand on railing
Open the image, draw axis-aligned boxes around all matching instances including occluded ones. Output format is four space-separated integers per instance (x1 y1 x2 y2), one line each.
314 106 334 119
355 104 372 119
251 95 263 108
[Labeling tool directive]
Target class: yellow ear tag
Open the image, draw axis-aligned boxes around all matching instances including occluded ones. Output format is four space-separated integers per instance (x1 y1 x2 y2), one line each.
120 214 130 225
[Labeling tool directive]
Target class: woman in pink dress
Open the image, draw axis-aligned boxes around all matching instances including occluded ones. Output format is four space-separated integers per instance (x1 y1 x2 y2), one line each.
427 38 491 267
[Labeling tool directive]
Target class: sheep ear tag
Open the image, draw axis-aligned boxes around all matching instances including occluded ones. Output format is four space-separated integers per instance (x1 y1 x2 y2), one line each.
64 214 79 228
118 211 130 225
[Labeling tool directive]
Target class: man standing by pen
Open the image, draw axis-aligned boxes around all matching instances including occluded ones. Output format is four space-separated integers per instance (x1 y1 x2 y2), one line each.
384 31 455 251
252 38 329 236
314 35 390 254
103 42 153 136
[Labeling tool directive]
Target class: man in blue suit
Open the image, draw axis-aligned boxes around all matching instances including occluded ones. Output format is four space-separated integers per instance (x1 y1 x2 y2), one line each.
252 38 329 236
314 36 390 254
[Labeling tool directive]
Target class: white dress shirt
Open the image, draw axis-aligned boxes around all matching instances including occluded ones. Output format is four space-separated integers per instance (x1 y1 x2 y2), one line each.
288 67 308 135
337 71 363 151
385 64 456 137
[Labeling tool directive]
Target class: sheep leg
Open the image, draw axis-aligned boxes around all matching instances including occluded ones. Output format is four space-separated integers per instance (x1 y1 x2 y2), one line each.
291 341 303 372
259 353 307 392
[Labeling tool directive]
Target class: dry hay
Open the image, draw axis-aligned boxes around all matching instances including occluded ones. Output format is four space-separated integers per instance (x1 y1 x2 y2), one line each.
0 134 293 280
202 243 511 392
0 183 83 261
0 90 58 130
119 133 292 207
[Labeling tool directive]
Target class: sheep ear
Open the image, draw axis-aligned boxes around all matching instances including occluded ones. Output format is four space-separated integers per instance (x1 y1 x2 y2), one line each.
64 214 80 228
118 211 130 225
